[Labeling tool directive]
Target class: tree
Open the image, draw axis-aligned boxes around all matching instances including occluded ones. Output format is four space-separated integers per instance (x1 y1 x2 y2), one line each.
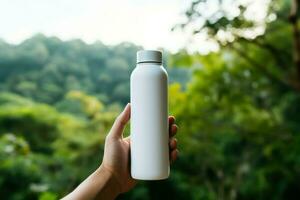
174 0 298 90
168 0 300 199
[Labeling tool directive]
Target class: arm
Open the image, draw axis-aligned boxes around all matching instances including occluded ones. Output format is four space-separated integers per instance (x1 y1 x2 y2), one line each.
62 166 120 200
62 103 179 200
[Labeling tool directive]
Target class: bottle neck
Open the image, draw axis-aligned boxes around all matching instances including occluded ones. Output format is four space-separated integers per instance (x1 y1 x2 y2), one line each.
137 61 162 65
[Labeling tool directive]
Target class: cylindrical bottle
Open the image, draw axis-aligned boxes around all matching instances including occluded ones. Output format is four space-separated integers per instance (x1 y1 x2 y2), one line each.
130 50 169 180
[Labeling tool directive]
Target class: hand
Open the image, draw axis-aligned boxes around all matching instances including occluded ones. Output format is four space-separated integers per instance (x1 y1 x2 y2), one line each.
62 103 179 200
101 103 179 194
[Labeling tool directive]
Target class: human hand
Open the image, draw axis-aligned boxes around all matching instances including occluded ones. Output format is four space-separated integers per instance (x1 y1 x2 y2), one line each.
62 103 178 200
101 103 179 194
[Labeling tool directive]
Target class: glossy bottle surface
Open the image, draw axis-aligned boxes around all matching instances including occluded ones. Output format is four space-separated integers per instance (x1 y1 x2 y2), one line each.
130 50 169 180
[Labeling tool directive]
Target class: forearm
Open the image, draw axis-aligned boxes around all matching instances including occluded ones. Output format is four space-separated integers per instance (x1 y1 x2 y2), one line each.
62 165 121 200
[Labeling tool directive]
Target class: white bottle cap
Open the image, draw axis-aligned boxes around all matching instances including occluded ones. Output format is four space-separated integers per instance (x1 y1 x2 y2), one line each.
137 50 162 64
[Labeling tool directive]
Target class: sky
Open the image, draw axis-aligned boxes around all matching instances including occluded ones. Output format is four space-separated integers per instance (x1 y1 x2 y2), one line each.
0 0 193 52
0 0 269 53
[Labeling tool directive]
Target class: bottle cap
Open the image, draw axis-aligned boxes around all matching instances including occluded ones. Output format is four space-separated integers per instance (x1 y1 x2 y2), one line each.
137 50 162 64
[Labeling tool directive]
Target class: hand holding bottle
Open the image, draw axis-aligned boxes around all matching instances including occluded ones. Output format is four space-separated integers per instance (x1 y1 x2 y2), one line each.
63 103 179 200
101 103 179 194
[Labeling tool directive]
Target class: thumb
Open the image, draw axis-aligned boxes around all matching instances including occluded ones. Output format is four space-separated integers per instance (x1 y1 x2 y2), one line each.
108 103 131 139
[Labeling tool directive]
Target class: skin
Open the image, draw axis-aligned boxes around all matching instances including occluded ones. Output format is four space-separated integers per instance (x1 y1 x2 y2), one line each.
62 103 179 200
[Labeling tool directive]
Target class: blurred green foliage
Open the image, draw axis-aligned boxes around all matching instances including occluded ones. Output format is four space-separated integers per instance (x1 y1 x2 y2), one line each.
0 35 190 105
0 0 300 199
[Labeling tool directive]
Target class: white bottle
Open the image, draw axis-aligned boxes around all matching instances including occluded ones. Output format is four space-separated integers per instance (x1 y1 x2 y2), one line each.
130 50 169 180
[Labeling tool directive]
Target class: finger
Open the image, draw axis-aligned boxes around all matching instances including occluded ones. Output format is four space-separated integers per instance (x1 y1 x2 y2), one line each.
109 103 131 138
170 149 179 163
168 116 175 126
169 138 177 150
124 136 130 144
170 124 178 137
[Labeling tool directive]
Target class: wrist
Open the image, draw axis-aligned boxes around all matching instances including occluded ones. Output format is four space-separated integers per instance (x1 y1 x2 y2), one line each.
97 165 122 197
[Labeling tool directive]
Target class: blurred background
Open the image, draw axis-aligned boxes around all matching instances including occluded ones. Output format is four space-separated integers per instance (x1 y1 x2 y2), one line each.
0 0 299 199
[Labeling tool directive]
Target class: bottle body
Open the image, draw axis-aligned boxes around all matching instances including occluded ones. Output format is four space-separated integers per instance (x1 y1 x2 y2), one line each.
130 59 169 180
